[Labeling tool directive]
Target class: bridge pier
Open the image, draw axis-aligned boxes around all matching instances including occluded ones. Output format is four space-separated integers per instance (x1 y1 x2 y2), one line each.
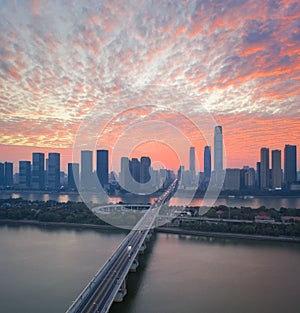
146 232 152 242
139 242 146 254
114 277 127 303
129 257 139 272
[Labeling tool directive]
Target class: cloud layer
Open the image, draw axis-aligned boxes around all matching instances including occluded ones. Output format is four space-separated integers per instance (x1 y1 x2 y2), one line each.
0 0 299 169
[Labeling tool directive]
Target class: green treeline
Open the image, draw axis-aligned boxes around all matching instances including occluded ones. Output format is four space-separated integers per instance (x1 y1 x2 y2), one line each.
178 205 300 237
0 198 105 225
180 220 300 237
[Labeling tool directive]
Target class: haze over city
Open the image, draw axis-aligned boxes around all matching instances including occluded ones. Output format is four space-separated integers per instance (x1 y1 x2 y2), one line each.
0 0 300 172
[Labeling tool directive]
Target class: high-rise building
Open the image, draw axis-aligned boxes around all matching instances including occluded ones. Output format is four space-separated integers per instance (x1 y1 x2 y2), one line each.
47 153 60 190
223 169 240 191
130 158 140 183
19 161 31 189
96 150 109 188
244 167 256 189
204 146 211 178
260 148 270 190
68 163 79 190
214 126 223 172
120 157 130 190
271 150 282 189
0 162 4 188
81 150 93 190
256 162 261 189
284 144 297 187
140 156 151 183
189 147 195 173
32 153 45 190
4 162 13 187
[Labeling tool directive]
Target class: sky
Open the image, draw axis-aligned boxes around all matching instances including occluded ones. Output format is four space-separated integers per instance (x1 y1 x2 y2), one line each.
0 0 300 173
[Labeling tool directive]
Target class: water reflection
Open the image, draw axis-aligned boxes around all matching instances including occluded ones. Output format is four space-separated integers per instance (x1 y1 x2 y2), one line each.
1 191 300 209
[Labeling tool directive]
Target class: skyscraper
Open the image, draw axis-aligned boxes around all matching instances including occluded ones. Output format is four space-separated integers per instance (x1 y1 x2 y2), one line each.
81 150 93 190
130 158 140 183
68 163 79 190
271 150 282 189
260 147 270 190
4 162 13 187
0 162 4 188
47 153 60 190
204 146 211 178
32 153 45 190
189 147 195 173
96 150 109 188
256 162 261 189
214 126 223 172
284 144 297 187
140 156 151 183
19 161 31 189
120 157 130 190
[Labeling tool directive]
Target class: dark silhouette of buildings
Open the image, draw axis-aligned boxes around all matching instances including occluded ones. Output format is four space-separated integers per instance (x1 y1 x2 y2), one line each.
19 161 31 189
271 150 282 189
214 126 223 172
190 147 195 173
32 153 45 190
284 144 297 187
140 156 151 183
96 150 109 188
68 163 79 190
260 148 270 190
256 162 261 189
0 163 4 188
47 153 60 190
130 158 141 183
81 150 93 190
204 146 211 178
4 162 13 188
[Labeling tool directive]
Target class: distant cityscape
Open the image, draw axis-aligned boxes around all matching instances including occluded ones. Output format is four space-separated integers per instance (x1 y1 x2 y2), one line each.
0 126 299 193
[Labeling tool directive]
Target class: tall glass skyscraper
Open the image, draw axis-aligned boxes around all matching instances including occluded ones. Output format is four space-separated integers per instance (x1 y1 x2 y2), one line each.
204 146 211 178
189 147 195 173
47 153 60 190
0 163 4 188
4 162 13 188
19 161 31 189
214 126 223 172
271 150 282 189
140 156 151 184
96 150 109 188
260 147 270 190
81 150 93 190
32 152 45 190
68 163 79 190
284 144 297 187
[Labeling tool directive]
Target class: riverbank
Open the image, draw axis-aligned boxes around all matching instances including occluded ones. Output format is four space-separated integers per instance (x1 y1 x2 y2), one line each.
1 219 300 243
157 226 300 243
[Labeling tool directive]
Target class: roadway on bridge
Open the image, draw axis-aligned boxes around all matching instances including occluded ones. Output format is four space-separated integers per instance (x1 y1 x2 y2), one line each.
66 180 178 313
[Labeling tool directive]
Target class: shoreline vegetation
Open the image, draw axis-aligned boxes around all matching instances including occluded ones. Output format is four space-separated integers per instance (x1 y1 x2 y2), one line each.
0 197 300 243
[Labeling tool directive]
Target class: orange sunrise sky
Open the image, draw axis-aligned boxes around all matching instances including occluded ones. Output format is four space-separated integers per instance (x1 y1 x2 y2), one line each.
0 0 299 173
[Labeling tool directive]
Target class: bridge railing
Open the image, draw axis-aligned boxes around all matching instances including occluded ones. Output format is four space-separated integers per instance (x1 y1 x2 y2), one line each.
66 179 178 313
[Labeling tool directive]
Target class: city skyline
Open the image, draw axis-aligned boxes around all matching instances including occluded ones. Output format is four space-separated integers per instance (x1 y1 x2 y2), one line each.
0 1 300 173
0 137 298 192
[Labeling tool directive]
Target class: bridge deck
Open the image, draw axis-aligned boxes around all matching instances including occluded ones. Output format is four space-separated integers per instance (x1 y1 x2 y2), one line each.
66 180 177 313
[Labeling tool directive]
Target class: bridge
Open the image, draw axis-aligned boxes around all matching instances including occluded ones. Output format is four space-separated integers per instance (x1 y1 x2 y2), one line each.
66 180 177 313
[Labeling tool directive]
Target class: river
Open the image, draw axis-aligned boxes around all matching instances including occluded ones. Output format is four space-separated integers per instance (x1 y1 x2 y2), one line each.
1 191 300 209
0 224 299 313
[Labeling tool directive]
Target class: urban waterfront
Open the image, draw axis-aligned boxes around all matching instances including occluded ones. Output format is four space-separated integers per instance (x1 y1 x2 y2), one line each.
0 224 299 313
1 191 300 210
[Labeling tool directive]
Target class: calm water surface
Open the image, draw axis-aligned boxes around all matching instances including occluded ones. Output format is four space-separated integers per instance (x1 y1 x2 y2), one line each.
0 224 299 313
1 191 300 209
